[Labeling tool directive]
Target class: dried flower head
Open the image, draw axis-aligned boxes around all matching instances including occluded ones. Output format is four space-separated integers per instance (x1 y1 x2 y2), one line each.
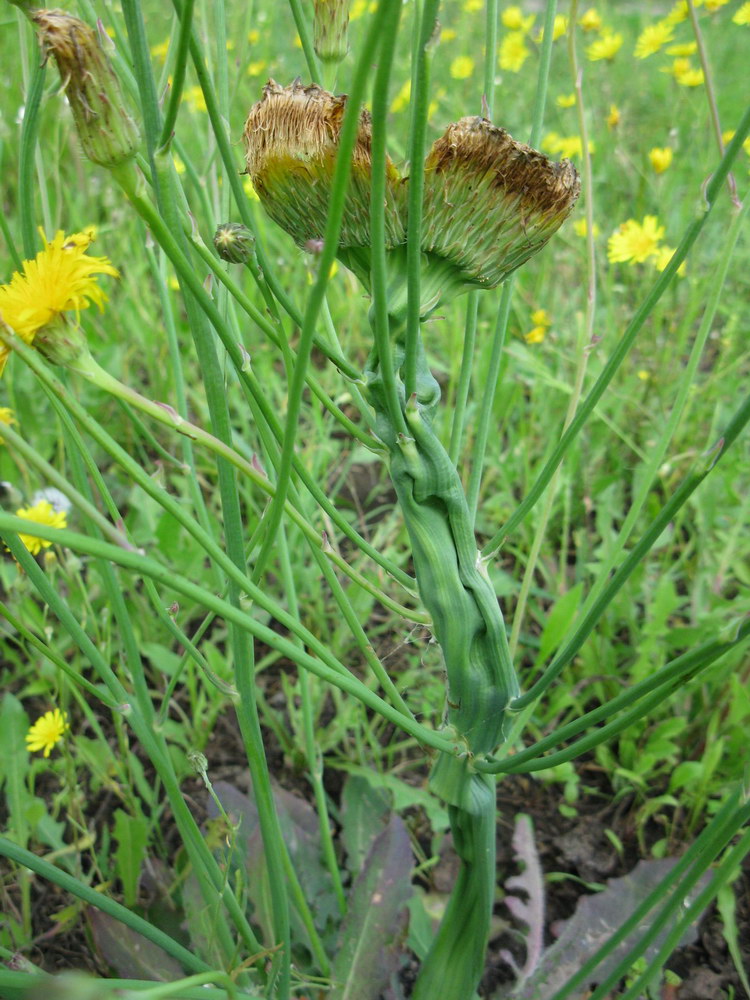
421 117 580 289
242 80 403 281
32 10 140 167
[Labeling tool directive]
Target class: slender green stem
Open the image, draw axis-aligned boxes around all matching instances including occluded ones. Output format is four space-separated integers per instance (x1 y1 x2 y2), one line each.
19 49 45 258
158 0 195 147
0 837 211 975
287 0 321 80
403 0 439 401
448 295 478 464
482 104 750 556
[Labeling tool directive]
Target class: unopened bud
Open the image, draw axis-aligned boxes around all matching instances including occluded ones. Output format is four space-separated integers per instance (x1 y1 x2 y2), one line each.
32 10 141 168
32 315 89 368
314 0 350 64
214 223 254 264
422 117 580 289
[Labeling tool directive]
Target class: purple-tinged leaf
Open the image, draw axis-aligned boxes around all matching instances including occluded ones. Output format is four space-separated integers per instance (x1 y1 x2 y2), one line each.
500 814 545 982
330 813 414 1000
87 909 184 981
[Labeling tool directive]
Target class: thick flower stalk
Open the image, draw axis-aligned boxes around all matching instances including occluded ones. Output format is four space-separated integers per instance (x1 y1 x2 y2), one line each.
243 80 578 999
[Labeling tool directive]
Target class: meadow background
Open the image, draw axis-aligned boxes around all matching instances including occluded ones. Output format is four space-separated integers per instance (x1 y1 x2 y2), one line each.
0 0 749 996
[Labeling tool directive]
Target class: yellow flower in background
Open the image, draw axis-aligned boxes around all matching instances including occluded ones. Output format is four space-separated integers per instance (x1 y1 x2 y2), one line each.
172 155 186 175
556 93 577 108
0 230 117 375
14 500 68 555
501 6 535 33
721 131 750 156
247 60 267 77
150 39 170 62
536 14 568 42
542 133 593 160
463 0 483 11
586 30 623 61
673 62 704 86
441 28 457 41
247 29 260 44
0 407 16 426
531 309 551 328
649 147 673 174
525 326 546 345
606 104 621 129
499 32 530 72
26 709 69 758
634 21 674 58
653 245 686 276
573 218 600 238
350 0 377 19
664 0 690 24
391 79 411 113
665 41 697 55
182 85 207 112
579 8 602 32
607 216 665 264
450 56 474 80
704 0 729 10
637 370 651 381
733 3 750 24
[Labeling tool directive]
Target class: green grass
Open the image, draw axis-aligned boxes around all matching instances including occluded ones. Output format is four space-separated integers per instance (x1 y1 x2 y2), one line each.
1 0 749 997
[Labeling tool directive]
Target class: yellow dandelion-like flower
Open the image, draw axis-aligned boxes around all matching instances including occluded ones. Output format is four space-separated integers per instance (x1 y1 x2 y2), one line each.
536 14 568 42
664 1 690 25
450 56 474 79
501 6 535 33
182 85 207 112
247 60 267 77
637 369 651 381
499 31 530 72
441 28 457 41
579 8 602 32
247 29 260 44
14 500 68 555
555 93 577 108
26 709 69 758
0 407 16 426
653 245 686 276
649 147 673 174
704 0 729 11
524 326 547 345
607 216 665 265
634 20 674 58
0 230 118 375
463 0 483 11
665 41 697 55
542 133 593 160
733 2 750 24
586 30 623 61
606 104 621 129
150 39 170 62
531 308 551 328
573 218 600 238
675 64 704 87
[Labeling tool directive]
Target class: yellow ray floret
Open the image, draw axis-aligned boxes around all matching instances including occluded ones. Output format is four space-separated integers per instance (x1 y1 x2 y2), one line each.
0 229 118 374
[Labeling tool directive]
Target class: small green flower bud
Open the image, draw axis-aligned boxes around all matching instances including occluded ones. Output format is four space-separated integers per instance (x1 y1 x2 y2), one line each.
314 0 350 64
242 79 403 284
32 315 89 368
32 10 141 168
422 117 580 289
214 223 255 264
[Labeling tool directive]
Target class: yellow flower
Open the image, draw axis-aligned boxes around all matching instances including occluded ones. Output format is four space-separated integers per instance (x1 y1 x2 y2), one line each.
586 30 623 61
649 147 673 174
665 42 697 56
531 308 551 327
441 28 457 41
607 216 665 264
0 230 117 375
555 93 577 108
664 1 690 24
675 63 704 87
247 29 260 44
524 326 547 345
501 6 535 33
463 0 483 11
606 104 621 129
704 0 729 10
150 39 170 62
390 79 411 113
722 131 750 156
542 133 593 160
733 2 750 24
499 32 530 72
579 8 602 32
536 14 568 42
0 407 16 426
14 500 68 555
653 245 686 276
634 21 674 58
350 0 377 19
573 218 600 238
182 85 207 112
450 56 474 79
172 155 186 175
26 709 69 758
637 369 651 381
247 60 267 77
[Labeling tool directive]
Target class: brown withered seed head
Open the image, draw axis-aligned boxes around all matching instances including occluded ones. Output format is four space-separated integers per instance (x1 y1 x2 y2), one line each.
422 117 580 287
242 80 403 263
32 9 140 167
